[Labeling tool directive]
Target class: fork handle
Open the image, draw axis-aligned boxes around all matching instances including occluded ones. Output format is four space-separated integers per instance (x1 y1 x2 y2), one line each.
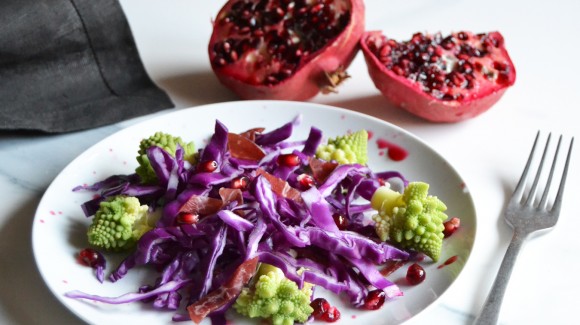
473 231 527 325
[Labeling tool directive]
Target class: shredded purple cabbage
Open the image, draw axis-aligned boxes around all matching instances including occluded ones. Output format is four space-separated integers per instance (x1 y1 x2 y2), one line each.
68 115 411 322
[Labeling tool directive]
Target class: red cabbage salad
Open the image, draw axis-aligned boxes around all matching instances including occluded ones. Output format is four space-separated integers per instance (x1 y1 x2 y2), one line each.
65 114 449 324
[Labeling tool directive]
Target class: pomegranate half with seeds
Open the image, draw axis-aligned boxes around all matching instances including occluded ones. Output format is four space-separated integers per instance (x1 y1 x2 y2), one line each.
208 0 365 100
361 31 516 122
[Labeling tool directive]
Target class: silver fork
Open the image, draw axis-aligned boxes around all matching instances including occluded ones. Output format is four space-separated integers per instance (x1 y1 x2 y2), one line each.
473 132 574 325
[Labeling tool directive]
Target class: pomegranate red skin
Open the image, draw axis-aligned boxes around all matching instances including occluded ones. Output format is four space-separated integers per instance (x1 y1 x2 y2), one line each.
360 31 516 122
208 0 365 101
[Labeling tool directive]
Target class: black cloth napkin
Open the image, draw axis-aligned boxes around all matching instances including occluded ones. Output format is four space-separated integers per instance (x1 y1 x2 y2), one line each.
0 0 174 133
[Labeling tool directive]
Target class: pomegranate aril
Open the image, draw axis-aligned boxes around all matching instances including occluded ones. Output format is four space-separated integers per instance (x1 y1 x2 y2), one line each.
277 153 301 167
78 248 100 267
231 176 249 189
177 212 199 224
321 306 341 322
213 57 227 67
442 39 455 50
496 72 511 86
392 66 405 76
487 32 503 47
443 217 461 238
297 173 315 190
362 289 386 310
379 45 391 58
493 61 508 71
406 263 426 285
459 62 474 74
197 160 218 173
310 298 330 318
332 213 349 230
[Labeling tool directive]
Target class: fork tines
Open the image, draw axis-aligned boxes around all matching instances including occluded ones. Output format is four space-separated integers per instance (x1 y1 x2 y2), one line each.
512 131 574 211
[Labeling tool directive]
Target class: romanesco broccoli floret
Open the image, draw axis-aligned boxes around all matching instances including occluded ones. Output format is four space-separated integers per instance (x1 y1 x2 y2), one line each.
87 196 155 252
234 263 314 325
371 182 448 261
135 132 196 184
316 129 368 165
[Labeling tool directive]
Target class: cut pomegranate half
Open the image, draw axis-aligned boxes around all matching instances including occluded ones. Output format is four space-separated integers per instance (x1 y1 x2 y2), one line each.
361 31 516 122
208 0 365 100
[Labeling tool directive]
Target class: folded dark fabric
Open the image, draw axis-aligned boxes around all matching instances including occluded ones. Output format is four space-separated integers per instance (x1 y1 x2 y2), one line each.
0 0 173 133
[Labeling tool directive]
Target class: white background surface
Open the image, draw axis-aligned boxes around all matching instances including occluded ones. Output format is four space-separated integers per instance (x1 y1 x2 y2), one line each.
0 0 578 324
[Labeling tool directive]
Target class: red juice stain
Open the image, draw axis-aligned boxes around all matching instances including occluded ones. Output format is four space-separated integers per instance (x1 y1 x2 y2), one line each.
438 255 458 269
50 211 56 215
351 315 357 319
376 138 408 161
380 260 407 277
366 130 374 140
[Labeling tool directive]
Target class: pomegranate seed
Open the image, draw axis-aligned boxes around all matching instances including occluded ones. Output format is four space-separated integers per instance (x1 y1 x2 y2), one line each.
442 40 455 50
332 213 349 230
496 72 511 86
443 217 461 238
277 153 301 167
457 54 470 61
310 298 330 318
177 212 199 224
78 248 100 267
321 306 341 322
493 60 508 71
197 160 218 173
379 45 391 57
461 62 474 74
311 3 324 14
362 289 386 310
297 173 315 190
231 176 249 190
392 65 405 76
406 263 426 285
229 50 239 61
457 31 469 40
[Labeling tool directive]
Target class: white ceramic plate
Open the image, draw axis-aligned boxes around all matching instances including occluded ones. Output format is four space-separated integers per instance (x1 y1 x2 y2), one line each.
32 100 476 325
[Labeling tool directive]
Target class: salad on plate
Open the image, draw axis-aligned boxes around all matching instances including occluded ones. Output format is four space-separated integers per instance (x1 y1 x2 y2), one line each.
64 114 460 324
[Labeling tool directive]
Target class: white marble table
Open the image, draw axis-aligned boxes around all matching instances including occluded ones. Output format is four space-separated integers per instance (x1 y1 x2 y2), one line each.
1 1 578 324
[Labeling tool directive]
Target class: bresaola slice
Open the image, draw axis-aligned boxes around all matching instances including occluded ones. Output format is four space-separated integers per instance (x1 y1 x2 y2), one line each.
361 31 516 122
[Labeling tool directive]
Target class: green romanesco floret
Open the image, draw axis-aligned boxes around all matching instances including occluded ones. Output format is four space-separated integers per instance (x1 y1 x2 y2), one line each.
135 131 196 184
371 182 448 261
315 129 368 165
234 263 314 325
87 195 156 252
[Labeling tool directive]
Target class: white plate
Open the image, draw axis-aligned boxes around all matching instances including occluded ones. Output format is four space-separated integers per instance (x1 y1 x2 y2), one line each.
32 100 476 325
